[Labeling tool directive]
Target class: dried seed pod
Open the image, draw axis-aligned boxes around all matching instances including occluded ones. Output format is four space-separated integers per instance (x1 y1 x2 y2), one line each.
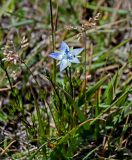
20 36 29 49
3 39 16 55
2 39 20 65
65 13 101 41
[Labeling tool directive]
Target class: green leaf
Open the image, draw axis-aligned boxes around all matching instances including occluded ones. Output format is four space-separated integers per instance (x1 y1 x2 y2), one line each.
87 75 109 99
104 65 125 104
57 84 73 104
78 75 109 106
0 0 16 17
85 4 132 15
112 86 131 107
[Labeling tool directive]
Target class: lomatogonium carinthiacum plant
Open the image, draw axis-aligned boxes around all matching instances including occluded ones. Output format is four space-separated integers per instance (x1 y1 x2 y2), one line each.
49 41 84 72
49 41 84 99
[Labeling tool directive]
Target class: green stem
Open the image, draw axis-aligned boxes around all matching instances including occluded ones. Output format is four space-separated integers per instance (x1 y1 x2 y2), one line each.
4 68 14 92
65 68 69 77
50 0 56 82
69 67 73 98
55 0 59 31
3 67 20 108
95 90 99 139
69 67 76 127
22 61 40 87
84 31 87 109
49 76 62 108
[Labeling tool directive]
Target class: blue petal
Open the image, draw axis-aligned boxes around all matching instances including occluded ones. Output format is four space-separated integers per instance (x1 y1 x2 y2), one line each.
59 41 69 52
60 59 68 72
70 57 80 63
70 48 84 56
49 52 63 60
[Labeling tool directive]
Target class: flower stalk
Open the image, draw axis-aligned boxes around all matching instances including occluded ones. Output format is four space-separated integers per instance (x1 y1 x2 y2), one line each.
49 0 56 82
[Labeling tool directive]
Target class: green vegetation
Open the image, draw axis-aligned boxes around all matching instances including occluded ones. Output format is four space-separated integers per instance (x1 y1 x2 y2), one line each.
0 0 131 159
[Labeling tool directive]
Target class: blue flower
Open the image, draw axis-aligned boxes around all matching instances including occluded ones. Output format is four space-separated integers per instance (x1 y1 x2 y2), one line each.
49 41 84 72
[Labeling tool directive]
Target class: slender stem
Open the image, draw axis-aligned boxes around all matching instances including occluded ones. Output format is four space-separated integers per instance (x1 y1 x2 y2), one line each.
69 67 73 98
49 0 56 82
66 67 75 127
49 76 62 109
69 67 75 127
95 90 100 139
65 68 73 98
55 0 59 31
4 67 20 108
22 61 40 87
65 68 69 77
84 31 87 109
4 68 13 93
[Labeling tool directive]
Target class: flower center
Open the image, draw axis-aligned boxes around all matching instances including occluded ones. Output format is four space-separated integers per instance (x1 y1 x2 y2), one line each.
64 49 73 60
